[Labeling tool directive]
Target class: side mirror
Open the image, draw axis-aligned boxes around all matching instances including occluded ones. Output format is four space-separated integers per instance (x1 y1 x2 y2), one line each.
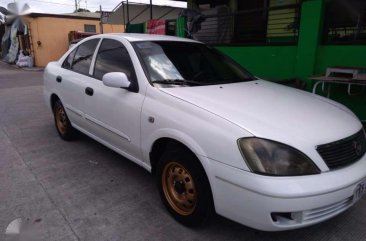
102 72 131 89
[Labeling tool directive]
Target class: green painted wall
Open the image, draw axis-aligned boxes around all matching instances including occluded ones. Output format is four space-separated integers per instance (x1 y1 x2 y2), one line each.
216 46 298 80
315 45 366 74
216 45 366 82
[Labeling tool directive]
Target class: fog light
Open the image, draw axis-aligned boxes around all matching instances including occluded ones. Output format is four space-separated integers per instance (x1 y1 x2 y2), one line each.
271 212 303 224
271 212 293 222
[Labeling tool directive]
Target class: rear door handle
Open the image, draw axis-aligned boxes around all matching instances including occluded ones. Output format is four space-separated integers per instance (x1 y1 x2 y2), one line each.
85 87 94 96
56 76 62 83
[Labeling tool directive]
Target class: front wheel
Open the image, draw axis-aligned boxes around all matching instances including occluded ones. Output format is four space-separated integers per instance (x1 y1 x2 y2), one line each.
157 148 213 227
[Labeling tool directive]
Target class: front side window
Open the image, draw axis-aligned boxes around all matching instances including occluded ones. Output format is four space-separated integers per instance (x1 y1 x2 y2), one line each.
93 39 136 82
71 39 99 75
133 41 254 87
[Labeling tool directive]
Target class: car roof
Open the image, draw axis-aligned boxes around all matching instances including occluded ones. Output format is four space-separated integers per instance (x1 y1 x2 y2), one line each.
94 33 201 43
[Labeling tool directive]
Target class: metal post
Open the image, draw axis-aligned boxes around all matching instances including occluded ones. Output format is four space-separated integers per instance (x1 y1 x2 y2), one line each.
122 2 126 31
150 0 153 20
74 0 78 12
100 5 104 34
126 0 130 24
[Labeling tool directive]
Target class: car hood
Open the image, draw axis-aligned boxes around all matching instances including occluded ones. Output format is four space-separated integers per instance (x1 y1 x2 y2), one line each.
160 80 362 146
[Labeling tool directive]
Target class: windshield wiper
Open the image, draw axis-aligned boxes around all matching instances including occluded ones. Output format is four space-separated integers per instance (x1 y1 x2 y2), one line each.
151 79 205 86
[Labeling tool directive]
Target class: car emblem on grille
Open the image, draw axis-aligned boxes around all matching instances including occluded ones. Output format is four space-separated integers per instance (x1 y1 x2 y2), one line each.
353 141 363 156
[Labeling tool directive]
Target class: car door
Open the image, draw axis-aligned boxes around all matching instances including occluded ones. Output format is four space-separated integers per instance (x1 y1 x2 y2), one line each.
82 38 145 160
58 38 100 128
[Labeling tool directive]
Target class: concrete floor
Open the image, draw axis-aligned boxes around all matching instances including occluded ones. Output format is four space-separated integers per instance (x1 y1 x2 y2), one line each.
0 61 366 241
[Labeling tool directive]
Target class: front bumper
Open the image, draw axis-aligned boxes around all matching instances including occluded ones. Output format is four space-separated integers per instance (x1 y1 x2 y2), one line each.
208 155 366 231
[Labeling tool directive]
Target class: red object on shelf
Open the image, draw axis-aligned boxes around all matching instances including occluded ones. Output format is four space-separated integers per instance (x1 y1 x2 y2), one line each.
68 31 96 43
146 19 166 35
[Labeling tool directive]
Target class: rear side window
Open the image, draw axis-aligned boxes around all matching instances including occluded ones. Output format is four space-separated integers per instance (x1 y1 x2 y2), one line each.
93 39 136 82
62 49 76 70
71 39 99 75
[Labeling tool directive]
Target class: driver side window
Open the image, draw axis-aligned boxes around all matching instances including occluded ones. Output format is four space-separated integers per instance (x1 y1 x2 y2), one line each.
93 39 136 83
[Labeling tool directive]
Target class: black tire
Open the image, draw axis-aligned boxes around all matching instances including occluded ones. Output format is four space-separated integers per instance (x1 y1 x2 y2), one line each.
156 147 213 227
53 100 76 141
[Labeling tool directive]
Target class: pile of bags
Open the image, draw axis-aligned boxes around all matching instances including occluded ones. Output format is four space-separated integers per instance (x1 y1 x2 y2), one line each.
16 50 34 68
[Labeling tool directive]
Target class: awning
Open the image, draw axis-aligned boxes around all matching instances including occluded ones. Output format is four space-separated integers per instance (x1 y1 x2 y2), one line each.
107 1 186 25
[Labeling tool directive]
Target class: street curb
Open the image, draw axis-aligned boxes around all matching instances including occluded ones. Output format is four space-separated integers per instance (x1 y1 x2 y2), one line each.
0 61 44 72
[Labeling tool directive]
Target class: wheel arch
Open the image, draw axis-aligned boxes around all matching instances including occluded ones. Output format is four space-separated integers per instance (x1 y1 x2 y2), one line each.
50 93 60 110
148 130 210 177
150 137 187 175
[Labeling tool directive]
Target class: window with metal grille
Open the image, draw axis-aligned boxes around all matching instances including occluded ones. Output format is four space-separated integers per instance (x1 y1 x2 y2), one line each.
84 24 96 33
323 0 366 44
186 0 301 46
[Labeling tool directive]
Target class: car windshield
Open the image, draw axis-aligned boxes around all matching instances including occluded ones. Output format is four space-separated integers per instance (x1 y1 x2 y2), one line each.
133 41 255 87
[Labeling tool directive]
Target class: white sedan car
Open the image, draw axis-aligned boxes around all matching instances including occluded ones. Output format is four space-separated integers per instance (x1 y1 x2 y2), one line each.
44 34 366 231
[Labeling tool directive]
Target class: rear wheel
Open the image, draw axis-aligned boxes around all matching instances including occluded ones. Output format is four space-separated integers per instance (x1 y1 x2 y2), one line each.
53 100 76 140
157 148 213 227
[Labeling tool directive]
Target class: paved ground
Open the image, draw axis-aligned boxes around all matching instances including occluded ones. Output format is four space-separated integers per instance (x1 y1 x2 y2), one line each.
0 61 366 241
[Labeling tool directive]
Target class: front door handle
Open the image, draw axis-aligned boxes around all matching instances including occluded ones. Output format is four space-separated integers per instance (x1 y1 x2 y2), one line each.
85 87 94 96
56 76 62 83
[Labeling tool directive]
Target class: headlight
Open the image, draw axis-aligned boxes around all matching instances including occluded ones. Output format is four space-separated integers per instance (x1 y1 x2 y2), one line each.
238 138 320 176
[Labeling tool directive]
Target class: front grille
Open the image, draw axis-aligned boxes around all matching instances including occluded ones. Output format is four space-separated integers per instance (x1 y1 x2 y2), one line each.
317 129 366 169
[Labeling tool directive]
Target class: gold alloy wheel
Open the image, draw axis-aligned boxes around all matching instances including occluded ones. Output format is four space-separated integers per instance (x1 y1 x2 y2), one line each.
55 105 67 135
162 162 197 216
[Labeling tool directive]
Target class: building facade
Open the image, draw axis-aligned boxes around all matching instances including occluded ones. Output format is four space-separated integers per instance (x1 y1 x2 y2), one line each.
22 13 124 67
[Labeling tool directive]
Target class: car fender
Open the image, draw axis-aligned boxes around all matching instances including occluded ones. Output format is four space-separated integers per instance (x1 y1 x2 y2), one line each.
141 87 253 173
